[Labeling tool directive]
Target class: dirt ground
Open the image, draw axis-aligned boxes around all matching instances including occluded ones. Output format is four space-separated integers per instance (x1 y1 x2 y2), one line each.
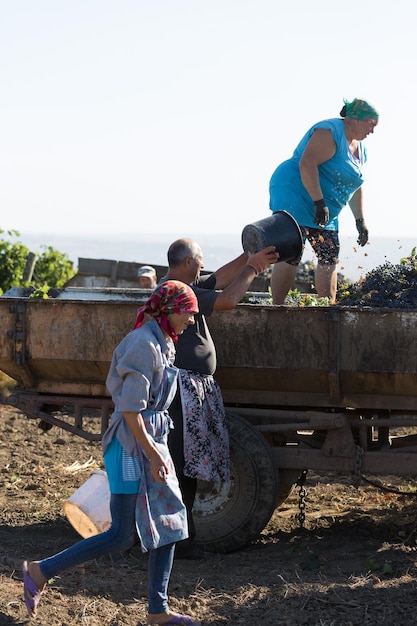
2 404 417 626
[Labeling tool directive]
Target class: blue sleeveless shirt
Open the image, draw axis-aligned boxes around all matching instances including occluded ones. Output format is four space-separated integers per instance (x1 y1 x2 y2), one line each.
269 118 367 231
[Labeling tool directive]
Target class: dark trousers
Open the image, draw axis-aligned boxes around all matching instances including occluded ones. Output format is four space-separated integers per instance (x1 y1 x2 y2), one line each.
168 388 197 539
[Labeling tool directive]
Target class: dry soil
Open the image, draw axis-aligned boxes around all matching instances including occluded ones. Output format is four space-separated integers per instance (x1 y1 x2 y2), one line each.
1 404 417 626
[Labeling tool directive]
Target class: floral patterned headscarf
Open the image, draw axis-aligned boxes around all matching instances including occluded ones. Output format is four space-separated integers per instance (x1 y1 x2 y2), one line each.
133 280 198 342
343 98 379 121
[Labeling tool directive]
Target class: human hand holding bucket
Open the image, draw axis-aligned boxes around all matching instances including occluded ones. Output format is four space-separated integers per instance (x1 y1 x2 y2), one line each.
242 211 303 263
246 247 279 274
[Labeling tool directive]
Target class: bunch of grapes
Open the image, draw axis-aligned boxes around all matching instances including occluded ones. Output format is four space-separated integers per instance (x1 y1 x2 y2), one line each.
338 251 417 308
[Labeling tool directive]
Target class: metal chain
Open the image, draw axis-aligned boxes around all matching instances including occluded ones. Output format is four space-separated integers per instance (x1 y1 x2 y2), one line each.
352 445 364 487
296 469 308 528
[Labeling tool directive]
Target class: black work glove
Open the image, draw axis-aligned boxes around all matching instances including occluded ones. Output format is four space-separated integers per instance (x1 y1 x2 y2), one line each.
356 218 369 246
313 199 329 227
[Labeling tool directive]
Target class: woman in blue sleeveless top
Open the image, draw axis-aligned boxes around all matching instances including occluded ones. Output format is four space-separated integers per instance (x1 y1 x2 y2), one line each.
269 98 379 304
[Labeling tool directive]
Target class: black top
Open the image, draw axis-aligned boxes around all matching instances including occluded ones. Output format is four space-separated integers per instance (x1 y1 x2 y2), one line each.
174 273 218 375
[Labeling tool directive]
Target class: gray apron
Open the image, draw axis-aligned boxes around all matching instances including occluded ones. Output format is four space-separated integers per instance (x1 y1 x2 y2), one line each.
135 362 188 551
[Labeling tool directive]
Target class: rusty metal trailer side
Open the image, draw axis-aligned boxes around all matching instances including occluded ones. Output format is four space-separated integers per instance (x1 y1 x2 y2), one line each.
209 305 417 411
3 298 417 409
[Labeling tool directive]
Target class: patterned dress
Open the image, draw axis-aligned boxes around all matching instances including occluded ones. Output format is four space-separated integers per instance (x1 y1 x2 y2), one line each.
179 370 230 482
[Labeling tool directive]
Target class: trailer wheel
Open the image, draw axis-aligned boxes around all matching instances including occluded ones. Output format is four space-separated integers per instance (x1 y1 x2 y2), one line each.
193 411 279 553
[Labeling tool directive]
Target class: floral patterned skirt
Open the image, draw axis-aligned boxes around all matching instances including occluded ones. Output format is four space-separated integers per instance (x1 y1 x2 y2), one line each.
179 370 230 482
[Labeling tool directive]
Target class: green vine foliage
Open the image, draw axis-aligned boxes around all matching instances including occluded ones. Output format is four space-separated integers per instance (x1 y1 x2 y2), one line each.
31 245 76 289
0 230 31 293
0 229 76 295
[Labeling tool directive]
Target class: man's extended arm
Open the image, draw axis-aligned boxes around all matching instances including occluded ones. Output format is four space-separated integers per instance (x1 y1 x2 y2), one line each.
213 246 278 310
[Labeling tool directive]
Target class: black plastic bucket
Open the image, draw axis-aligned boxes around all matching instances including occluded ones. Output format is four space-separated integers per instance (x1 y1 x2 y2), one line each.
241 210 303 263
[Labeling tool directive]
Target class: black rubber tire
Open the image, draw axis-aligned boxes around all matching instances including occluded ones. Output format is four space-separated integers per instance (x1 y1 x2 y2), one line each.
193 411 279 553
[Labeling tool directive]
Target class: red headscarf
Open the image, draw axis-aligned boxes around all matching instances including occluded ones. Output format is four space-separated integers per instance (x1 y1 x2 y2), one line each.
133 280 198 342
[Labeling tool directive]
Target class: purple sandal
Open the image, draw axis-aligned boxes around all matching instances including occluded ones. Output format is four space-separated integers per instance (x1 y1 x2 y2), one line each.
149 615 201 625
23 561 43 618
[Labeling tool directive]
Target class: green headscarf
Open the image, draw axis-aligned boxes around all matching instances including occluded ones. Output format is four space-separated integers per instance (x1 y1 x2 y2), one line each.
343 98 379 121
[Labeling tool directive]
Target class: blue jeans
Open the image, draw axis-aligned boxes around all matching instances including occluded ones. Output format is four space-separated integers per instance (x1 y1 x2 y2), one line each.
39 493 175 614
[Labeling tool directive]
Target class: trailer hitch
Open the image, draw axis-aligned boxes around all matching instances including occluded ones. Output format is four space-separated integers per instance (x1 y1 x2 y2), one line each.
3 391 113 441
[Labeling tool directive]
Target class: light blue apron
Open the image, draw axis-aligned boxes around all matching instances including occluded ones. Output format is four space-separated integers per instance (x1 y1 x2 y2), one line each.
135 362 188 551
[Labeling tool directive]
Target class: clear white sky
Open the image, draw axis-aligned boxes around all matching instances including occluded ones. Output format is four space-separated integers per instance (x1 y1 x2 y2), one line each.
1 0 415 239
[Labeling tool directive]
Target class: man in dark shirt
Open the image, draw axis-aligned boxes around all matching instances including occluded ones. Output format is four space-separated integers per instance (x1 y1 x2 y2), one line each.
161 238 278 558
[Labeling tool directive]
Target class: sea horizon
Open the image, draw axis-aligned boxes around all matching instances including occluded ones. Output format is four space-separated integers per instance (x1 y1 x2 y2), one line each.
14 231 417 284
